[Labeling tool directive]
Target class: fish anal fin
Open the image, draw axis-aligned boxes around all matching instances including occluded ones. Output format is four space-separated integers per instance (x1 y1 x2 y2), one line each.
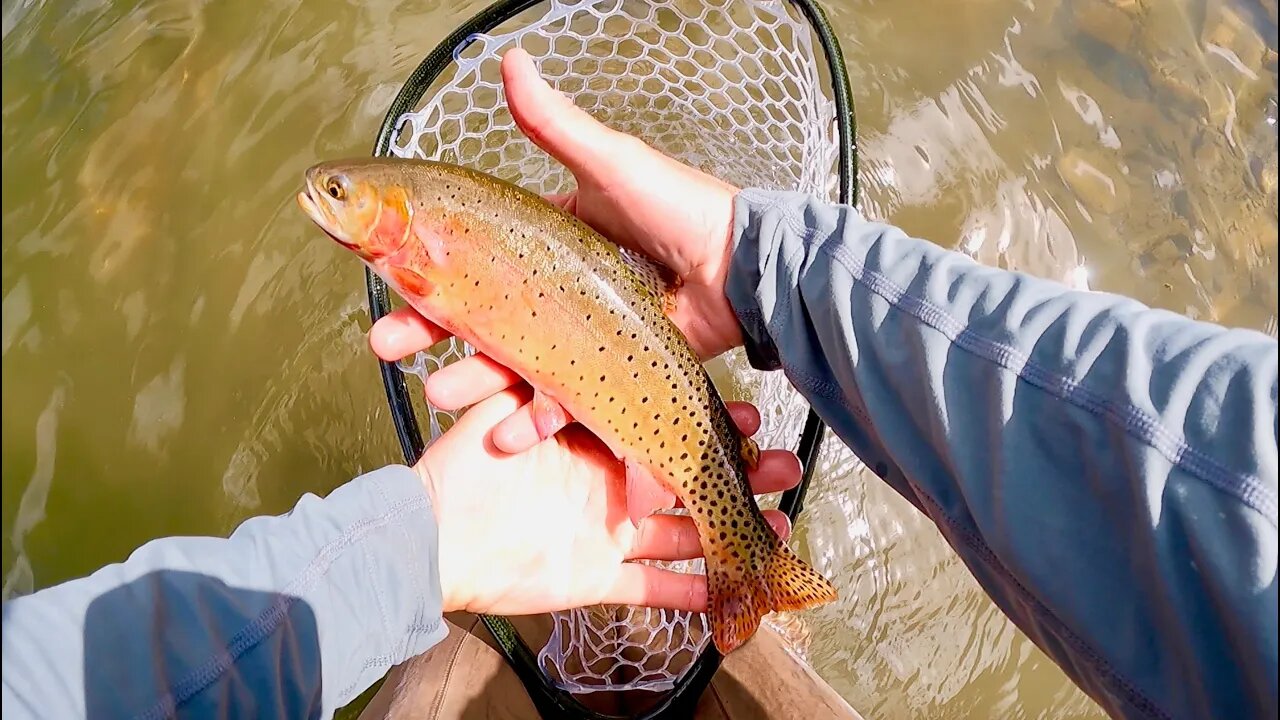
531 389 572 441
625 459 676 527
708 540 837 655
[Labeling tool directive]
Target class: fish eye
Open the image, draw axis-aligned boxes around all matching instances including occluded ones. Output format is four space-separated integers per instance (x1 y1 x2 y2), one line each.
325 177 347 201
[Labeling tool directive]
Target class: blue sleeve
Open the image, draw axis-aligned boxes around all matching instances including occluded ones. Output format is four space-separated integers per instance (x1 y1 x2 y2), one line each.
0 464 448 720
724 189 1278 720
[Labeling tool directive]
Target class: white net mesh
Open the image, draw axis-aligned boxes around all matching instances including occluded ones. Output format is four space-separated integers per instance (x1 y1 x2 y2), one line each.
389 0 841 694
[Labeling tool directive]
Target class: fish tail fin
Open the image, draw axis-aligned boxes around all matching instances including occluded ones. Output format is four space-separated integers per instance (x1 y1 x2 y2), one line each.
708 563 770 655
764 540 839 612
708 539 837 654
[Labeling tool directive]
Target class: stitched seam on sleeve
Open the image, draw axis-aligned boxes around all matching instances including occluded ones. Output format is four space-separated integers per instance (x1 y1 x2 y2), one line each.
133 494 429 720
368 482 394 669
338 619 445 701
738 191 1221 718
911 489 1170 720
821 240 1277 525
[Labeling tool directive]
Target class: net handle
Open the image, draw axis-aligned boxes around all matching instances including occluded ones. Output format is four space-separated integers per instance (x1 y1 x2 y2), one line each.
364 1 859 717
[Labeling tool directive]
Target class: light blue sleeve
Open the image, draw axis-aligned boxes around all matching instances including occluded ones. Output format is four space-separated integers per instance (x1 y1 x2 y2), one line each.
0 464 448 720
724 188 1278 720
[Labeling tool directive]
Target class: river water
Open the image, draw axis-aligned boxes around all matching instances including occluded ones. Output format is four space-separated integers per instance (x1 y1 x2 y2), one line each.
3 1 1275 717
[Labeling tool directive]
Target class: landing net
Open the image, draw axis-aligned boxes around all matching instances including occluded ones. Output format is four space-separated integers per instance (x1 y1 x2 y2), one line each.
388 0 842 696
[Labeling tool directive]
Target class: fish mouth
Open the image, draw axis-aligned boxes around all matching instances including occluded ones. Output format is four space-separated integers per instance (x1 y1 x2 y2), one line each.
297 177 360 251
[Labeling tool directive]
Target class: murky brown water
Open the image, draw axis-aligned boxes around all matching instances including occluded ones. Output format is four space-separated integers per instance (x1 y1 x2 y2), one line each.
3 0 1275 718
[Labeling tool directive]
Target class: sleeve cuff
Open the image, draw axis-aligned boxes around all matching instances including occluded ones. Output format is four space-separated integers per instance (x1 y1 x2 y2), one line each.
726 189 784 371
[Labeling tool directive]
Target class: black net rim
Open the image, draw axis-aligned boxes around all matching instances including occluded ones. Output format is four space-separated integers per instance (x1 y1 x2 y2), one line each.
363 2 859 717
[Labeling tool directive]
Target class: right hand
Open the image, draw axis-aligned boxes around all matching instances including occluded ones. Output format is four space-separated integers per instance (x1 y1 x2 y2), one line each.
414 385 795 617
370 47 752 453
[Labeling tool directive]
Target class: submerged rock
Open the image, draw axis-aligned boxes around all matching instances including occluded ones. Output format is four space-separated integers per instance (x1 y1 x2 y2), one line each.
1057 146 1131 214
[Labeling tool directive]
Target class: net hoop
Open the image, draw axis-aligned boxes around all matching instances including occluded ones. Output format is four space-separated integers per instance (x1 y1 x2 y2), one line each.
365 1 858 717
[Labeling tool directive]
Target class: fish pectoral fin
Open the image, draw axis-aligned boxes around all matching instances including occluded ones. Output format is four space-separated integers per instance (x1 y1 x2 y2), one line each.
618 248 682 316
531 389 572 441
624 459 676 527
387 265 433 297
740 436 761 471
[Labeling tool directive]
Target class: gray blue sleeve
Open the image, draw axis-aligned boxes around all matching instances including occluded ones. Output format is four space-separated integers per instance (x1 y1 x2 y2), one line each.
0 464 448 720
725 188 1278 720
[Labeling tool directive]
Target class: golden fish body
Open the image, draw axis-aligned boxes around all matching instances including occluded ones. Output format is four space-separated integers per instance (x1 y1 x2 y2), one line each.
297 157 836 653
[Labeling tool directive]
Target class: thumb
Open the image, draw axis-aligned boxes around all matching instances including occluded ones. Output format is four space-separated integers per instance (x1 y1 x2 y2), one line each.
501 48 626 179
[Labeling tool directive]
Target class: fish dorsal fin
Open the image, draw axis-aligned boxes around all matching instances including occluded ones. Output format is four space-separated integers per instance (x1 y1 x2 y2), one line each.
619 247 682 316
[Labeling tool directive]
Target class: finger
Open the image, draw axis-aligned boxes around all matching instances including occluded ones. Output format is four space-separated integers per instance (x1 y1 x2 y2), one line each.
490 400 571 454
424 354 523 411
609 563 708 612
439 385 532 447
628 509 792 562
501 47 627 180
767 509 793 538
748 450 802 494
368 307 451 362
725 401 761 437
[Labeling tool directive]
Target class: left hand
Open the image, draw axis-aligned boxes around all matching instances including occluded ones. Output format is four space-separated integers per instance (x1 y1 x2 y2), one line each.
413 382 799 616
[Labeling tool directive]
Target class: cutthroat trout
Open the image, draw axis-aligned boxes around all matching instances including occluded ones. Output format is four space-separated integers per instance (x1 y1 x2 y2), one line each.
297 157 836 653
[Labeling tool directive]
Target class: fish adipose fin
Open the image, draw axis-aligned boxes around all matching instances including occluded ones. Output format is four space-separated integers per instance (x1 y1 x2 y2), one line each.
739 436 760 470
531 389 572 441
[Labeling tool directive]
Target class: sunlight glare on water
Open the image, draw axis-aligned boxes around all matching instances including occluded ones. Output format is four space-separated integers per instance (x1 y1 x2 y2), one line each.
2 1 1276 718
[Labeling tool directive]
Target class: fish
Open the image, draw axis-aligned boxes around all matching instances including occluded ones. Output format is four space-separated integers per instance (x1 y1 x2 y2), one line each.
296 156 837 653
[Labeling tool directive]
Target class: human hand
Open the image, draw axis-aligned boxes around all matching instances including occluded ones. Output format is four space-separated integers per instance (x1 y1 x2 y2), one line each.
500 46 745 360
371 46 749 454
414 385 796 616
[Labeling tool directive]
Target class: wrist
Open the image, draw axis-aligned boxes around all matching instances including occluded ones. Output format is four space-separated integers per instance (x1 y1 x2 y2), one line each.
721 189 783 371
695 182 746 358
413 453 463 613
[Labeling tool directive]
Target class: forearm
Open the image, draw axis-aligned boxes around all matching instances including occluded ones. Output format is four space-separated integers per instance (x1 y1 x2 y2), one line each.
725 188 1278 720
0 464 448 720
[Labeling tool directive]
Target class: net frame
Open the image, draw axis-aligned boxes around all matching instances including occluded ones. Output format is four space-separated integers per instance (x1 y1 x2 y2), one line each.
365 1 857 717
